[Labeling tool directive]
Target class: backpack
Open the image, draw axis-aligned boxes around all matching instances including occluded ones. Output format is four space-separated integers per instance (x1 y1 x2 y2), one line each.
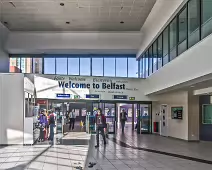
49 114 55 125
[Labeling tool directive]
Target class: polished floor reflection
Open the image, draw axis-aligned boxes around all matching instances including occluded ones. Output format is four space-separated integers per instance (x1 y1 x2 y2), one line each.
1 131 212 170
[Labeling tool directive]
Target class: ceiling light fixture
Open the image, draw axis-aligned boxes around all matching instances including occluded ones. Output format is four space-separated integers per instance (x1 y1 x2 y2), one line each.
120 21 124 24
60 2 65 6
66 22 70 24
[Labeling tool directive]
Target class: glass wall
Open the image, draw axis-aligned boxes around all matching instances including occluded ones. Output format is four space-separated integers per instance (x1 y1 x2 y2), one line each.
9 55 138 78
104 58 115 77
139 0 212 78
178 7 187 55
116 58 127 77
169 18 177 60
92 57 103 76
163 27 169 65
201 0 212 39
68 58 79 75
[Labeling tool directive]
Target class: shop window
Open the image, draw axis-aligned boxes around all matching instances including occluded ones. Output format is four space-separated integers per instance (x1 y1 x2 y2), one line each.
56 58 67 75
116 58 127 77
80 58 90 76
201 0 212 39
128 58 138 78
68 58 79 75
104 58 115 77
188 0 200 48
92 57 103 76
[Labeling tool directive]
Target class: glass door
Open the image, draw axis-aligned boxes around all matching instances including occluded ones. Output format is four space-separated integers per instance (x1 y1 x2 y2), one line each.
137 104 151 134
104 103 116 134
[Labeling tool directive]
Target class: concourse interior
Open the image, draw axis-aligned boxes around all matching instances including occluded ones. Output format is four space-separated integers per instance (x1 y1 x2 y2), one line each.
1 0 212 169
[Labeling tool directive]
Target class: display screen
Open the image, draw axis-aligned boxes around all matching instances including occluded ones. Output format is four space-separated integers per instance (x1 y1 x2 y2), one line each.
171 107 183 119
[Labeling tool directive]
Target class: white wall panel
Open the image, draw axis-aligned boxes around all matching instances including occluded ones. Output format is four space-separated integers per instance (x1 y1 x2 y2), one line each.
5 32 142 54
0 73 24 145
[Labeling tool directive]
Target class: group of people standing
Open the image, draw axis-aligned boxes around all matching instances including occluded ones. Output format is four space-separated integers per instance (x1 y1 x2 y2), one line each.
38 109 56 143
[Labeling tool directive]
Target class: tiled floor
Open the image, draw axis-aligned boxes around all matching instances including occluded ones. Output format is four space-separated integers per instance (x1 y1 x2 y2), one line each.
1 130 212 170
0 132 90 170
83 134 212 170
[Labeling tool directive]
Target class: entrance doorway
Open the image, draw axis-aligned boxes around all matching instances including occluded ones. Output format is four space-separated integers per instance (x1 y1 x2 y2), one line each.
116 103 151 134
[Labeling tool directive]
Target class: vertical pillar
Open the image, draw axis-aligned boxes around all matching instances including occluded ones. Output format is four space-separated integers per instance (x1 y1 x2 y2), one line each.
132 104 134 130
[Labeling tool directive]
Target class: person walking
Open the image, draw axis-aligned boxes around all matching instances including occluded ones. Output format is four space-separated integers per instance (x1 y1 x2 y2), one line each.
95 108 106 148
38 109 48 142
120 109 127 133
69 109 76 130
48 110 56 144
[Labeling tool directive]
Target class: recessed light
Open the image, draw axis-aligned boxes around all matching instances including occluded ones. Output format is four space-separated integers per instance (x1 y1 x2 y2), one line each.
191 85 195 88
120 21 124 24
60 2 64 6
66 21 70 24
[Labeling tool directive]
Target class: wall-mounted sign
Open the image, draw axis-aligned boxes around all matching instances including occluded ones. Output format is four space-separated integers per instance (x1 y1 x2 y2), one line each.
56 94 71 98
74 95 80 99
129 97 135 100
113 95 128 99
171 107 183 120
86 94 100 99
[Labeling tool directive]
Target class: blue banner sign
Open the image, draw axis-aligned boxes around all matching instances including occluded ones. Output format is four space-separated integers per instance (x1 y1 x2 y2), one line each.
113 95 128 99
86 94 100 99
56 94 71 98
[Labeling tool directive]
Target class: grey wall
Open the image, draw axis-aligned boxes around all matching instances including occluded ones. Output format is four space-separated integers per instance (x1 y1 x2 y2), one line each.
0 23 9 73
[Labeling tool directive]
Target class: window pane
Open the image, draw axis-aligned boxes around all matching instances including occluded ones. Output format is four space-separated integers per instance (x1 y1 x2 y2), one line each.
21 58 32 73
158 35 163 69
153 41 158 73
44 58 55 74
56 58 67 75
33 58 43 74
142 56 146 78
104 58 115 77
80 58 90 76
92 58 103 76
170 18 177 60
145 52 149 77
10 57 21 73
201 0 212 39
188 0 200 48
163 27 169 65
68 58 79 75
148 46 153 75
116 58 127 77
140 59 142 78
178 7 187 55
128 58 138 78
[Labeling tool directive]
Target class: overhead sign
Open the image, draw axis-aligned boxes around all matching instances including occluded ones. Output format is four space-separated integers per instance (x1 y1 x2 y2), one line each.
113 95 128 99
56 94 71 98
129 97 135 100
74 95 80 99
86 94 100 99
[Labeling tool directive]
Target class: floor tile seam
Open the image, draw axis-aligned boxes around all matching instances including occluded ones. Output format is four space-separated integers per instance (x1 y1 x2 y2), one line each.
108 137 212 165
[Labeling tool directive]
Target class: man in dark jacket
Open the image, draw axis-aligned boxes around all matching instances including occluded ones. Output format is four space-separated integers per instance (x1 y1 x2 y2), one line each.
95 108 106 148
